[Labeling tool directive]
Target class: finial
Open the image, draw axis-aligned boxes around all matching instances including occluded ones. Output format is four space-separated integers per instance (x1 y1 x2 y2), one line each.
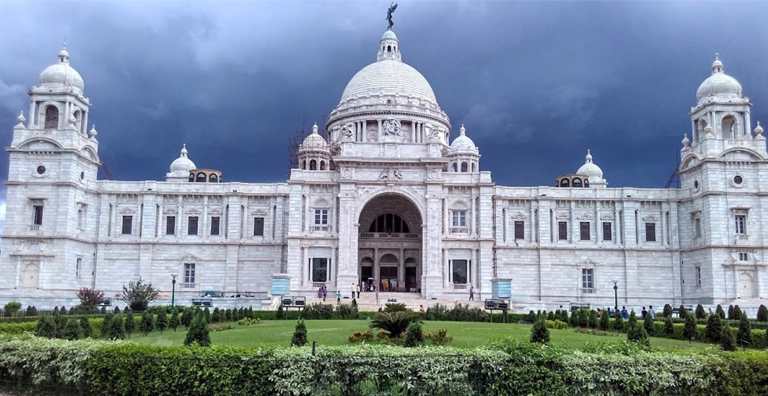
681 133 690 147
715 52 719 61
460 124 466 135
14 111 26 129
586 149 593 162
88 124 98 138
711 53 723 74
386 3 398 29
63 39 67 51
181 143 188 156
312 123 319 134
754 121 764 140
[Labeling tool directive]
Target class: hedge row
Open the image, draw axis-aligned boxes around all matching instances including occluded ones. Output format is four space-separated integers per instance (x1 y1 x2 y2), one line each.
0 336 767 395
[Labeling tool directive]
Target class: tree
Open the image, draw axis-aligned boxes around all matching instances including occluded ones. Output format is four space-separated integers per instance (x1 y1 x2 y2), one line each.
62 319 84 340
212 308 221 323
170 311 180 331
35 316 56 338
80 316 93 338
370 311 417 338
733 305 743 321
599 309 610 331
736 314 752 349
277 305 285 320
547 311 555 321
695 304 706 319
114 306 121 314
662 304 672 318
683 313 698 342
124 312 135 338
404 321 425 347
643 312 655 336
101 313 114 338
678 305 687 319
530 317 550 344
156 311 168 334
721 323 737 352
119 278 160 311
758 305 768 322
77 288 105 308
140 311 154 336
100 306 106 315
705 313 723 343
181 310 193 328
526 310 536 323
627 311 649 346
203 307 211 324
727 305 734 320
588 310 598 328
25 305 37 317
569 310 578 327
577 309 588 328
613 311 624 332
663 316 674 337
291 319 308 347
107 315 126 340
716 304 726 319
60 306 68 315
184 312 211 347
3 301 22 317
559 310 568 323
225 309 232 322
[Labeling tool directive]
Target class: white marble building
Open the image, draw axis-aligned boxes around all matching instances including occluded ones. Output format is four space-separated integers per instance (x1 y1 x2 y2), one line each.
1 28 766 310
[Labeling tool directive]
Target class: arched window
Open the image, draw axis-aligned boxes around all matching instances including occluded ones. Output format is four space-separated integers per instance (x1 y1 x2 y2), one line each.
209 174 218 182
188 173 195 182
560 179 570 187
452 163 458 172
73 110 81 132
196 172 206 182
369 213 410 233
309 160 317 170
461 162 468 172
387 45 392 52
584 179 590 187
471 163 476 172
44 106 59 129
572 178 582 187
320 161 326 170
302 160 307 170
22 263 39 288
721 115 736 139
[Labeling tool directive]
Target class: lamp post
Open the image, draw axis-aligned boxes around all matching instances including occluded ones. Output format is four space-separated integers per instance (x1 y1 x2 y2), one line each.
171 273 178 315
612 280 618 312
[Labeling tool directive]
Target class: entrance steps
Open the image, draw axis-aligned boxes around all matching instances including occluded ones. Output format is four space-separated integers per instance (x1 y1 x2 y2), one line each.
302 292 490 313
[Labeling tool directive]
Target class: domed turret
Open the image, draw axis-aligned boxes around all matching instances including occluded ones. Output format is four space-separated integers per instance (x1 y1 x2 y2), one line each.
576 150 607 187
446 125 480 173
696 54 742 104
298 124 331 171
38 43 85 92
450 124 477 150
166 144 197 181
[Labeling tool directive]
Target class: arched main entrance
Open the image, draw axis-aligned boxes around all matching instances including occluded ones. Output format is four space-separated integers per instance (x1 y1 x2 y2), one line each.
22 263 39 288
739 272 755 298
358 194 422 293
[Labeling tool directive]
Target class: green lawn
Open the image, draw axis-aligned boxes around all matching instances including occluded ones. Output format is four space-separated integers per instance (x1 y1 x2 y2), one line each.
133 320 714 351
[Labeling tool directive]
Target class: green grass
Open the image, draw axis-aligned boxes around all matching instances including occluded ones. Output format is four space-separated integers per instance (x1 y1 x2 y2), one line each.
133 320 714 351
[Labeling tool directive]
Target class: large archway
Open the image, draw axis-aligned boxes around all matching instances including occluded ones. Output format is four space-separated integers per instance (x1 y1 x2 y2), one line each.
358 194 422 293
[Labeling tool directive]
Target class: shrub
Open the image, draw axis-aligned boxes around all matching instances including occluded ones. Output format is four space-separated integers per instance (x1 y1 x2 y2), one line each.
596 310 607 331
683 313 698 341
35 315 57 338
424 303 450 321
530 317 550 344
119 278 159 311
291 320 307 347
169 312 180 331
662 304 672 318
705 313 723 343
113 306 120 314
348 330 374 343
559 309 568 323
124 312 135 338
727 305 734 320
569 310 578 327
446 304 486 322
695 304 706 319
431 328 453 346
663 316 674 337
80 316 93 338
237 317 261 326
716 304 726 319
277 305 285 320
545 320 568 330
101 313 114 338
156 311 168 334
626 311 649 346
370 311 416 338
25 305 37 316
643 313 655 336
208 324 232 332
77 288 105 308
336 303 358 320
737 314 752 348
403 321 424 347
758 305 768 322
302 303 334 319
107 315 126 340
721 323 737 351
678 305 687 319
577 309 588 328
185 312 211 347
140 311 154 336
181 310 192 328
613 312 624 332
526 310 536 323
588 310 598 328
212 308 220 323
733 305 743 321
384 303 408 313
224 308 232 322
100 306 106 315
203 307 211 324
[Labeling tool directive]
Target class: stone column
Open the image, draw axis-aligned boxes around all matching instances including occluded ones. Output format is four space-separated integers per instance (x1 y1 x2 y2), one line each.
28 101 35 127
595 207 601 244
82 110 88 134
423 190 444 298
336 186 359 289
745 112 752 137
374 247 380 289
176 196 182 235
202 196 209 238
399 247 405 289
377 119 382 140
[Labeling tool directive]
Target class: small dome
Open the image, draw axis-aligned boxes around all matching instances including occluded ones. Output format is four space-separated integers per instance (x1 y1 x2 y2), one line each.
169 144 196 174
450 125 477 150
576 149 604 183
696 54 742 103
301 123 328 149
39 44 85 91
382 29 398 41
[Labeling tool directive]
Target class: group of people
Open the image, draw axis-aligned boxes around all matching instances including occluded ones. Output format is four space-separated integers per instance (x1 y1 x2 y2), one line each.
595 305 657 319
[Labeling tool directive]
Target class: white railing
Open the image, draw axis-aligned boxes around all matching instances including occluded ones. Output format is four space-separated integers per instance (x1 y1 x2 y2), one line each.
183 283 196 289
449 227 468 234
29 225 40 231
312 282 326 288
310 226 330 232
359 232 420 239
581 288 595 294
453 284 468 290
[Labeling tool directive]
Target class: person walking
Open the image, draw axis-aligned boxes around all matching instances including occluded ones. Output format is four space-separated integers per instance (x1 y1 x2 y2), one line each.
351 283 356 299
322 286 327 302
621 306 628 319
336 290 341 304
357 283 360 298
641 307 647 319
469 286 474 301
649 305 656 319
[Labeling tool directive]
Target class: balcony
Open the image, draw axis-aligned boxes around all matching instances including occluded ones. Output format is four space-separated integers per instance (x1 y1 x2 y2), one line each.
359 232 420 240
449 227 469 234
29 225 40 231
581 288 595 294
453 283 468 290
310 226 330 233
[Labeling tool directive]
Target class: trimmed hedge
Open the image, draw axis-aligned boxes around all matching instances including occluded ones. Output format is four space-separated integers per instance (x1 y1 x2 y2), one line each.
0 336 767 395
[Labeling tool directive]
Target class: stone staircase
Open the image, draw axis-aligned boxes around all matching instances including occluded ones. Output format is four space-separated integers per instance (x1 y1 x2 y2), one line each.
301 291 491 312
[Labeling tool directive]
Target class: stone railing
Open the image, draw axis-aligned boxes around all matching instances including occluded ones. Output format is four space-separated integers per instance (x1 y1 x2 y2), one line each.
359 232 420 239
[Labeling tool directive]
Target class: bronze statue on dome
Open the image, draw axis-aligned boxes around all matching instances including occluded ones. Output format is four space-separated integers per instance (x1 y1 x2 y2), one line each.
386 3 398 29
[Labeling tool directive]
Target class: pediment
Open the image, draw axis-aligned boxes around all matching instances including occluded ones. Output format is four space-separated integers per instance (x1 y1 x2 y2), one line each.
118 207 135 215
250 209 268 216
575 259 600 267
179 253 203 262
642 215 658 222
511 212 527 220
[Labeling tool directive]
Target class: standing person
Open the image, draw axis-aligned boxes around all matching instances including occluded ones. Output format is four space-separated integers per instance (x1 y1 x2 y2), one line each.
649 305 656 319
357 283 360 298
607 307 612 318
469 286 474 301
641 307 648 319
621 306 628 319
419 305 425 313
322 286 327 302
318 287 323 299
351 283 356 299
336 290 341 305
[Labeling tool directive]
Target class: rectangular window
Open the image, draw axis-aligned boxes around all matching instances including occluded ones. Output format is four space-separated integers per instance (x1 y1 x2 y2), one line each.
165 216 176 235
76 258 82 279
33 205 44 225
558 221 568 240
735 215 746 234
253 217 264 236
581 268 594 290
514 221 524 240
602 222 612 241
121 216 133 235
210 216 220 236
77 209 84 230
738 252 749 261
645 222 656 242
452 211 467 228
695 266 702 286
188 216 199 236
311 258 328 282
314 209 328 225
695 218 701 238
183 263 196 288
580 222 590 241
452 259 468 284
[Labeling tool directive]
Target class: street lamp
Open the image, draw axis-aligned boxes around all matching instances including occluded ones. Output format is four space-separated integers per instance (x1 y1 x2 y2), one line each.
171 273 178 314
612 280 618 312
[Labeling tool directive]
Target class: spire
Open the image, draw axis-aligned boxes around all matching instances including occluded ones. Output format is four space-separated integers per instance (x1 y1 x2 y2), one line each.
312 123 319 134
460 124 466 136
711 53 723 74
180 143 188 157
58 41 70 64
585 149 593 163
14 111 26 129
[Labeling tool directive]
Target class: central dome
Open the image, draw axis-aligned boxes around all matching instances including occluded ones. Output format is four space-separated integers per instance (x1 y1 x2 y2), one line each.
340 60 437 103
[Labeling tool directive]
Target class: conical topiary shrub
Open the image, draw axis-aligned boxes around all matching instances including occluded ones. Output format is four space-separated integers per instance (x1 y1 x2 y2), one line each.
291 320 308 347
184 311 211 347
530 317 550 345
403 321 424 347
721 324 737 352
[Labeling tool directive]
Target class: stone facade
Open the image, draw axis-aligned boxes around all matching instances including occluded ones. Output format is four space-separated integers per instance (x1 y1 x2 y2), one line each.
1 31 766 310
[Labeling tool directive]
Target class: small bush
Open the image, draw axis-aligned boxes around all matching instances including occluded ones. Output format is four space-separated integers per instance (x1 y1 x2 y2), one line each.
695 304 706 319
277 305 285 320
79 316 93 338
35 316 56 338
203 307 211 324
733 305 743 321
384 303 408 313
107 315 126 340
119 278 159 311
348 330 374 343
530 317 550 344
663 316 674 337
156 311 168 334
302 303 334 319
101 314 114 338
716 304 726 319
212 308 221 323
208 324 232 332
370 311 417 338
403 321 424 347
599 310 609 331
291 320 308 347
62 318 84 340
181 310 192 328
544 320 568 330
721 323 737 351
184 312 211 347
526 310 536 323
678 305 687 319
588 310 598 328
336 303 358 320
577 309 588 328
169 312 180 331
140 311 154 336
662 304 672 318
643 313 655 336
237 317 261 326
559 310 568 323
77 288 105 308
683 313 698 341
613 312 624 332
737 315 752 348
706 314 723 343
727 305 734 320
430 328 452 346
758 305 768 322
124 313 135 338
3 302 21 317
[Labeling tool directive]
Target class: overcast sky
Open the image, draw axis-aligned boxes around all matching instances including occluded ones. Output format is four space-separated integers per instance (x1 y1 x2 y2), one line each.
1 0 768 220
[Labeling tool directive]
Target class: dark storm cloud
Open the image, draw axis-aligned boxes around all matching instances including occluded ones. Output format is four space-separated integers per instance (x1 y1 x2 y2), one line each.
1 0 767 193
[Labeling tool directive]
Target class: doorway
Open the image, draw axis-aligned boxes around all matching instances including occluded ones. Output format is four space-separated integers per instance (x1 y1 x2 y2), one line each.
380 266 398 292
